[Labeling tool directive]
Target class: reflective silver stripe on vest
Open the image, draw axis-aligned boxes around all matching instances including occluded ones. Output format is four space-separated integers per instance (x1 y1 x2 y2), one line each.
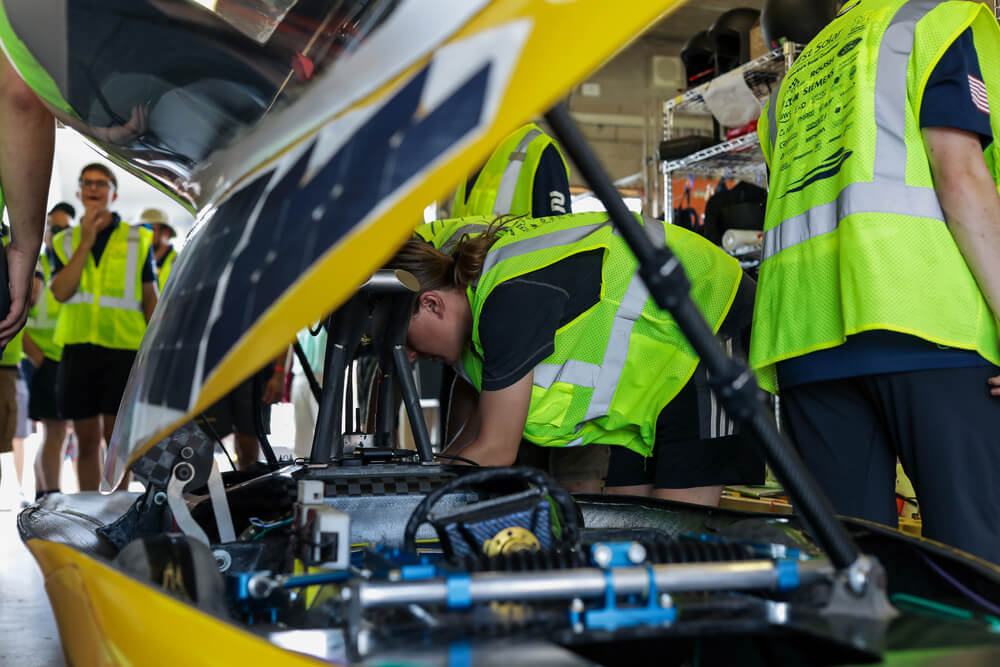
493 129 542 215
583 270 649 421
483 217 664 427
762 0 946 261
122 227 142 307
28 261 59 329
65 292 96 305
62 228 73 264
478 220 611 279
762 181 944 258
533 359 601 390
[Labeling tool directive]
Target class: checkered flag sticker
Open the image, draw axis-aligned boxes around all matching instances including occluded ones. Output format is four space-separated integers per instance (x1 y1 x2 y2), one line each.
131 422 216 488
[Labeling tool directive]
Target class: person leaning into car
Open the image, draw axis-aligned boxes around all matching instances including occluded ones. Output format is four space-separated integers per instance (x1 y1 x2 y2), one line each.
49 163 157 491
391 213 762 507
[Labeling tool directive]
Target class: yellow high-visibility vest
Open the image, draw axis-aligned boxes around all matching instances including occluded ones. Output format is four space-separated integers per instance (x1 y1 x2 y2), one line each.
52 223 152 350
751 0 1000 392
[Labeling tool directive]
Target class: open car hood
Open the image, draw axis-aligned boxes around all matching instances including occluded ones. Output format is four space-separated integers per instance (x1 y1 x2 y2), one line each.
0 0 685 489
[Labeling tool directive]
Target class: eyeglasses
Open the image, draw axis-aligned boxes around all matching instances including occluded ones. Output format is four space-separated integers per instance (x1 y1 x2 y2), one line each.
79 179 113 190
47 226 68 234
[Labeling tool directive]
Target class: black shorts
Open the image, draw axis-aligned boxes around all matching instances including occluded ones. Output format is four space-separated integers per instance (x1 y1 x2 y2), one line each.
57 343 136 420
29 357 62 421
198 376 271 439
605 364 765 489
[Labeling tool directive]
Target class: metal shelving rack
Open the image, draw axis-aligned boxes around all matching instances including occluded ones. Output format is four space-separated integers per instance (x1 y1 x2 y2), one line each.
660 42 801 221
662 132 764 175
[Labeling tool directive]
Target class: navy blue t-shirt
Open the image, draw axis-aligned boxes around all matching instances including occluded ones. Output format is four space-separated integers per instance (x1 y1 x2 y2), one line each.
777 29 995 389
49 214 157 284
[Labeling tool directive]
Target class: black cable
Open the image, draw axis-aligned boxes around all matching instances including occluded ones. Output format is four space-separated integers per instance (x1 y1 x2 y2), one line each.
433 453 481 466
544 102 861 571
251 372 280 469
197 413 237 471
402 467 579 554
292 340 323 403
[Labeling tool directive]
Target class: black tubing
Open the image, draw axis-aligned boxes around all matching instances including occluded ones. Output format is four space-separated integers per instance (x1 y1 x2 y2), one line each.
251 372 279 469
403 467 580 554
393 346 434 462
292 339 323 403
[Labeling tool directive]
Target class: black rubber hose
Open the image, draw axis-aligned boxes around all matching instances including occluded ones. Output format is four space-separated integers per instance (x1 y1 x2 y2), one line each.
402 467 580 554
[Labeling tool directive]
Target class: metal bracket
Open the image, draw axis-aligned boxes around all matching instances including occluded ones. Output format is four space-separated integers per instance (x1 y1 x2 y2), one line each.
166 462 210 546
207 458 236 543
570 566 676 633
822 555 898 622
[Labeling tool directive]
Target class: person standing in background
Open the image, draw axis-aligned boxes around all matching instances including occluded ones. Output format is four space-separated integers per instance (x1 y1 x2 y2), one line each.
50 164 157 491
291 326 327 460
139 207 177 293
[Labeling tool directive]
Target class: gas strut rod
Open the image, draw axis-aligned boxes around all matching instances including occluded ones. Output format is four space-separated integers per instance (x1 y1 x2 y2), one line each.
543 104 860 571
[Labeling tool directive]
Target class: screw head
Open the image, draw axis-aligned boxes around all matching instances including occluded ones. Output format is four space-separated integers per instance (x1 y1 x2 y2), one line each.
340 587 353 601
570 598 585 613
592 544 612 568
180 446 194 459
174 464 193 482
248 574 273 599
152 491 167 505
659 593 673 608
627 542 647 564
212 549 232 572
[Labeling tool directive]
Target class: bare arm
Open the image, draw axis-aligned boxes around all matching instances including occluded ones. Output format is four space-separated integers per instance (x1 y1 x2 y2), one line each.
50 242 92 302
22 329 43 367
51 211 107 302
0 56 54 343
442 371 533 466
261 353 287 404
923 127 1000 396
141 282 157 323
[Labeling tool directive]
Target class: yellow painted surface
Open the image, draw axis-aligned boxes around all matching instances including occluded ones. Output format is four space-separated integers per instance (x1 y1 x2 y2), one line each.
27 540 331 667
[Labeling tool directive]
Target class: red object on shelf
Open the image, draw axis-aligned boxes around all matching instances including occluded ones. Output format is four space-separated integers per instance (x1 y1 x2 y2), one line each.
726 118 758 140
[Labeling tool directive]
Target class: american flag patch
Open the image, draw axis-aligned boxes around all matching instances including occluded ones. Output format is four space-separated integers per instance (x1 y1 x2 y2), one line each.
968 74 990 114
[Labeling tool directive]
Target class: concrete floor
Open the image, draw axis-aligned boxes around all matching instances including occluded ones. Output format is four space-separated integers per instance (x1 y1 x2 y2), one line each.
0 508 65 666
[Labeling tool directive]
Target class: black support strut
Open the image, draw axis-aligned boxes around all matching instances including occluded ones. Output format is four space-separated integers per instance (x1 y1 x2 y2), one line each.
544 103 860 571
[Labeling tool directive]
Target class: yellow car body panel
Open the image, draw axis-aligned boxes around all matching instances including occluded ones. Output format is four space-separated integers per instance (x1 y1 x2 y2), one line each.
27 539 329 666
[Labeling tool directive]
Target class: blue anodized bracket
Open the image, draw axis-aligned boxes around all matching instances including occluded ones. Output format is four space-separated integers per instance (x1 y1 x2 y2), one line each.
569 567 676 632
